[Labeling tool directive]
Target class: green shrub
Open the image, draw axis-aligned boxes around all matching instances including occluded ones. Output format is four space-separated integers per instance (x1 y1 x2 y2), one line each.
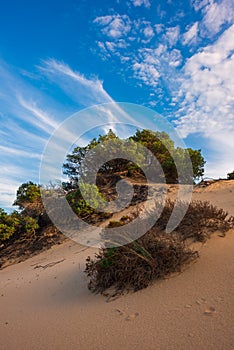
66 182 106 218
0 224 15 241
0 209 39 243
0 209 21 242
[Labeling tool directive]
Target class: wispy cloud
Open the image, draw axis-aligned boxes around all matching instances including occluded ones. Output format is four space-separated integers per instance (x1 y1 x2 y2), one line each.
0 66 112 210
0 145 41 159
19 99 58 130
0 60 119 208
39 59 113 106
17 97 59 133
191 0 210 12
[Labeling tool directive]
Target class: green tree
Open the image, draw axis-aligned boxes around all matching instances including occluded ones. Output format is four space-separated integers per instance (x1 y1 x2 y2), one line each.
187 148 205 181
13 182 41 209
63 129 205 186
63 129 145 186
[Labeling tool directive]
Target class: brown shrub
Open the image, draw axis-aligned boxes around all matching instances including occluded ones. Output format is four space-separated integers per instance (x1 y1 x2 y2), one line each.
157 200 234 242
85 228 198 295
85 200 234 295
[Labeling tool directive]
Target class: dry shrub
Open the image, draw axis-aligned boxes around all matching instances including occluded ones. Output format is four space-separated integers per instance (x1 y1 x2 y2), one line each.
85 228 198 294
85 200 234 295
157 200 234 242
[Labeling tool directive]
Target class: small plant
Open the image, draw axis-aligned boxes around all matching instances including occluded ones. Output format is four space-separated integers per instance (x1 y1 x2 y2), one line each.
120 215 129 221
108 220 124 228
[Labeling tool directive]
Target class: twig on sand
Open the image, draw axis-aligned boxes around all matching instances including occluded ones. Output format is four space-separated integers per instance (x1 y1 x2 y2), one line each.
33 258 65 269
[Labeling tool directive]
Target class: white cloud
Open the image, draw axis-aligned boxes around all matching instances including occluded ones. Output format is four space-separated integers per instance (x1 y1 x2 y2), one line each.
133 61 160 87
1 118 47 147
94 17 183 97
140 22 155 43
163 26 180 47
176 24 234 127
154 23 164 34
202 0 234 37
143 25 154 38
173 25 234 175
191 0 210 12
182 22 199 45
93 14 131 39
192 0 234 38
132 45 182 88
131 0 151 8
0 181 20 210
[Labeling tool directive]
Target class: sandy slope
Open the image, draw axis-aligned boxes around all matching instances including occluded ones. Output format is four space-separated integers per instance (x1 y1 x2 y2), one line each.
0 181 233 350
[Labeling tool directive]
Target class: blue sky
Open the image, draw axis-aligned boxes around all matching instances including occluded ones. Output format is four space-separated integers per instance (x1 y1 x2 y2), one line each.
0 0 234 211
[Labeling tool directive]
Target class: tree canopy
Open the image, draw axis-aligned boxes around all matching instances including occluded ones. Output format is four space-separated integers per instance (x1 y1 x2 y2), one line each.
13 181 41 209
63 129 205 186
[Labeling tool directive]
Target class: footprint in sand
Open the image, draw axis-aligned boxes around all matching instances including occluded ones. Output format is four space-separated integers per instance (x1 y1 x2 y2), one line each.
204 306 217 317
196 297 207 305
115 308 124 316
115 309 139 321
125 312 139 321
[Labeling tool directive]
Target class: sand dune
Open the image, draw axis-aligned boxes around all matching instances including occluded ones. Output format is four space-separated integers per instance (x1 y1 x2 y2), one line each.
0 180 233 349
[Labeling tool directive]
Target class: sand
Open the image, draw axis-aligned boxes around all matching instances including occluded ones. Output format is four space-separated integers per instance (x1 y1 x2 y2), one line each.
0 180 233 350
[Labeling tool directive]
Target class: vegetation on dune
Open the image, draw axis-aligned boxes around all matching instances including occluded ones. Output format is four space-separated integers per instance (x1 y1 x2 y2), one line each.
66 182 111 223
156 199 234 242
1 128 233 294
0 207 39 243
0 182 63 267
85 199 234 295
63 129 205 187
86 230 198 294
